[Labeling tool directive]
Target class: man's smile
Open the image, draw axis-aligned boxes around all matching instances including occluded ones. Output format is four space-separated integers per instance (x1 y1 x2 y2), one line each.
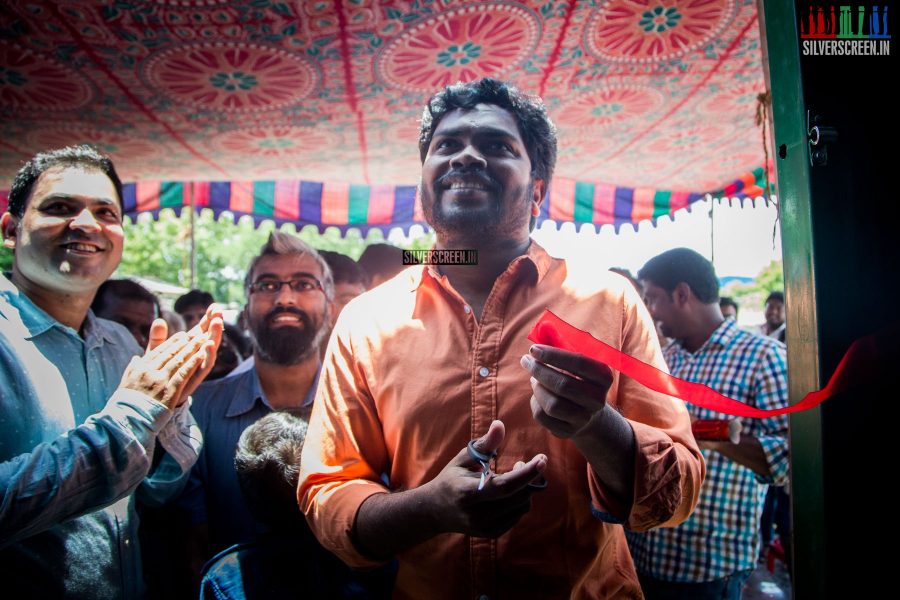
271 313 302 324
61 241 104 254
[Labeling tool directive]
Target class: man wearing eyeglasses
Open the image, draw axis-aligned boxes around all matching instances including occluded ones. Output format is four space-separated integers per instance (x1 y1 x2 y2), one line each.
175 232 333 583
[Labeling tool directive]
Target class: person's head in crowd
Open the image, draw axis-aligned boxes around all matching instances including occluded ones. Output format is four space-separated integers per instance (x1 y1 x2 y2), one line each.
91 278 160 348
764 291 785 331
418 77 556 239
234 411 308 529
320 250 367 322
244 232 333 365
161 309 186 334
638 248 722 351
2 146 124 314
719 296 739 321
206 323 251 381
357 243 406 288
609 267 640 293
175 288 215 331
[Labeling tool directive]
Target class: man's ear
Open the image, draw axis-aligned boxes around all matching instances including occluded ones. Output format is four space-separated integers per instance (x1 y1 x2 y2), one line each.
328 298 337 327
673 282 692 306
531 178 546 214
1 212 18 251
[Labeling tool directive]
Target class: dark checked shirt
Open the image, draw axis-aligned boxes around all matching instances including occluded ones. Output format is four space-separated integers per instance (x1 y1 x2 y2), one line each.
626 318 789 582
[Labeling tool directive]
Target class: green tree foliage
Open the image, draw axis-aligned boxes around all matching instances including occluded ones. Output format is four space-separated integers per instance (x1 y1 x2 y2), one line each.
721 260 785 314
0 245 11 273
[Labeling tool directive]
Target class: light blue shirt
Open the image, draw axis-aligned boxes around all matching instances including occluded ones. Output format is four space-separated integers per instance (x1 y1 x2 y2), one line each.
0 274 201 599
179 365 319 554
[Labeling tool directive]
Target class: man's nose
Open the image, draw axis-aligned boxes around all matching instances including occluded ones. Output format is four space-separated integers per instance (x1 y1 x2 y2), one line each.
70 208 101 231
273 283 298 305
449 144 487 170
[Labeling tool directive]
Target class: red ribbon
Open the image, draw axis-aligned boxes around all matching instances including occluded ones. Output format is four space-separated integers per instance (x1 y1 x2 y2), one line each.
527 309 878 418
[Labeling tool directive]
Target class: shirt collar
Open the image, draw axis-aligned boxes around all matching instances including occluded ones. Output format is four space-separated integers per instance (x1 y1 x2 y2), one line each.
225 367 269 417
672 318 738 356
225 363 322 418
82 310 122 350
0 273 115 345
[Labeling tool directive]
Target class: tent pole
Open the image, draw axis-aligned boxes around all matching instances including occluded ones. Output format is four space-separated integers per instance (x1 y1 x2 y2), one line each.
189 183 196 289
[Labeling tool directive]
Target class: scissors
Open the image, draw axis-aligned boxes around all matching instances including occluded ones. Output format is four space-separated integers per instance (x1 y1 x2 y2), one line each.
467 440 496 491
467 440 548 491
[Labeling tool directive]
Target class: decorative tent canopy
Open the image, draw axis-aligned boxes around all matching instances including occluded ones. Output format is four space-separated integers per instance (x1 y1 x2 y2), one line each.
0 0 772 233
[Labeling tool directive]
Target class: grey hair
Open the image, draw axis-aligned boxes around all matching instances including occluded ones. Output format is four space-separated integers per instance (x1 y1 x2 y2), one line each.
244 231 334 301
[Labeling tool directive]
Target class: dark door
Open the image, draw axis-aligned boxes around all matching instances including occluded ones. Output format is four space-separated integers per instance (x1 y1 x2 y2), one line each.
760 1 895 597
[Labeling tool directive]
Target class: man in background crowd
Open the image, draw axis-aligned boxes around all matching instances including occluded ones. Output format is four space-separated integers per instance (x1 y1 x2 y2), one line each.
199 412 396 598
177 232 332 587
720 296 739 321
320 250 367 322
760 291 786 342
176 288 215 331
92 278 160 348
357 243 407 288
630 248 788 599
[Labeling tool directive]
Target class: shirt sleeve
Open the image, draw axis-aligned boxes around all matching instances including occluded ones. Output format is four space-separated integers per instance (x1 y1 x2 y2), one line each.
750 343 790 486
0 388 174 547
136 400 203 507
298 327 391 568
586 289 706 532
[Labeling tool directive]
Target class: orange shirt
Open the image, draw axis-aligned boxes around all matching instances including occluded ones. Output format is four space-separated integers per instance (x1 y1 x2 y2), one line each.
299 242 703 599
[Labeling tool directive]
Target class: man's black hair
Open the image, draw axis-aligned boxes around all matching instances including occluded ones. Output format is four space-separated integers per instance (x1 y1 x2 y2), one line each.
720 296 738 313
357 243 405 287
7 145 124 218
765 291 785 305
223 322 251 360
418 78 558 187
174 289 215 314
638 247 720 304
92 279 160 318
320 250 367 287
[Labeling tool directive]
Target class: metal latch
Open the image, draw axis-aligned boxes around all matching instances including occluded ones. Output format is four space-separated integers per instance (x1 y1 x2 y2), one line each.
807 111 838 167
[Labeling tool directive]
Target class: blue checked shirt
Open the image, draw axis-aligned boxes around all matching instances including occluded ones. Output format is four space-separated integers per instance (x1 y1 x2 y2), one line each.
626 318 789 582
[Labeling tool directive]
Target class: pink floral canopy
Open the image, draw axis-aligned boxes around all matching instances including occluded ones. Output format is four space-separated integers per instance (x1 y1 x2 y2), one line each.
0 0 772 233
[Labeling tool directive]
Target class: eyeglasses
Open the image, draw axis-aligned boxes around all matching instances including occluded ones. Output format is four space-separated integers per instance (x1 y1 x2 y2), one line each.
249 276 324 295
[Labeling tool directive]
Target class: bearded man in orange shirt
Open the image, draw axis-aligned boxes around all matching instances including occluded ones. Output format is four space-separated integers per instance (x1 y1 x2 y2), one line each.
299 78 704 599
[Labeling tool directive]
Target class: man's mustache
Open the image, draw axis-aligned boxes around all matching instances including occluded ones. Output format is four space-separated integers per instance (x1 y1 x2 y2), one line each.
434 168 499 194
263 307 311 327
60 233 106 246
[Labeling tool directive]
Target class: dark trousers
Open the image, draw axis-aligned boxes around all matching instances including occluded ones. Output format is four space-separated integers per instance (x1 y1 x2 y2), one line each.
638 569 753 600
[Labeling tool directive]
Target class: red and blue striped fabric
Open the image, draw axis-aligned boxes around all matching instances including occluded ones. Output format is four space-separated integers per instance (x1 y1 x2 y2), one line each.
2 167 772 235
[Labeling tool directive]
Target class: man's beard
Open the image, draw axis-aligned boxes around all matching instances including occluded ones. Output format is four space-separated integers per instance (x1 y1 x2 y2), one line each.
422 170 533 239
248 307 327 365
